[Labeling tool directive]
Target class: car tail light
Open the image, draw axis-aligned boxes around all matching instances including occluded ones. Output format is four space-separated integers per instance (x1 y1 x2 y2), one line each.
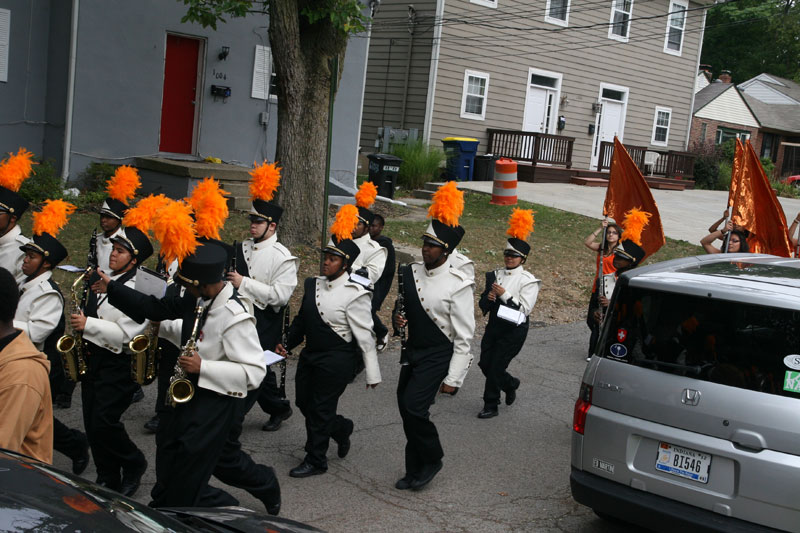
572 383 593 435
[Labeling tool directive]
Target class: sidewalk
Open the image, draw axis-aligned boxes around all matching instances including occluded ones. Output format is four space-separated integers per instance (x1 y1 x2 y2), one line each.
458 181 800 246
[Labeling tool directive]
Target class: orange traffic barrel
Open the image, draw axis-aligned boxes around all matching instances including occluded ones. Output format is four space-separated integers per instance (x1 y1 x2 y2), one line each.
491 158 517 205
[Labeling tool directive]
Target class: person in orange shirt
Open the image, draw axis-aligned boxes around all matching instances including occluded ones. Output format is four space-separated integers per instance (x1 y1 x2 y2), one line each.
584 220 621 359
0 267 53 463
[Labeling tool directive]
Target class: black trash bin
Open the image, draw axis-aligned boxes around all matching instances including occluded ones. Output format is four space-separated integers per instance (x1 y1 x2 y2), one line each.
473 154 500 181
367 153 403 199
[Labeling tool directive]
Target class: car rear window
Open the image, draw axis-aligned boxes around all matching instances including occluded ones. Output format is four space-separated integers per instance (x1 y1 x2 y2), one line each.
597 286 800 398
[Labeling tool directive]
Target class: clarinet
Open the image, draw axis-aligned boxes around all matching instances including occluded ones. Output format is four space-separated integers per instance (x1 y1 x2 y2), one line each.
229 240 238 273
393 264 409 365
278 305 290 399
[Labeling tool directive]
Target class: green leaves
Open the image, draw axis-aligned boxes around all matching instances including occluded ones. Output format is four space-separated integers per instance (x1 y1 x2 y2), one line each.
300 0 368 35
180 0 264 30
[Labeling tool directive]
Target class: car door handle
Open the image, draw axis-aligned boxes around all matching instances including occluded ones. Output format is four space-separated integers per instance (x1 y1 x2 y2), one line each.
731 429 765 452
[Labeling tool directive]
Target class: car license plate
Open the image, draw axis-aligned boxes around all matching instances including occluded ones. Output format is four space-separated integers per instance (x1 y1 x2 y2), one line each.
655 442 711 484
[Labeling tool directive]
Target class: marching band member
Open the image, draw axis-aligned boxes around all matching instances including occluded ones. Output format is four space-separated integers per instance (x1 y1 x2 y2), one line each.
350 181 387 286
368 213 396 352
449 228 475 281
0 149 35 283
277 204 381 478
227 162 297 432
13 200 90 473
392 181 475 491
97 165 140 275
477 209 540 419
70 224 152 496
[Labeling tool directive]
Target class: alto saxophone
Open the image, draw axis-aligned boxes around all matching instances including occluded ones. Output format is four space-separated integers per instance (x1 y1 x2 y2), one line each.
55 267 91 382
167 297 205 406
130 266 169 385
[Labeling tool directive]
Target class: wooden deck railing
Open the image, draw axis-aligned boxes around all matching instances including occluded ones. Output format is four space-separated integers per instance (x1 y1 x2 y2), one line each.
597 141 647 172
597 141 696 180
487 129 574 180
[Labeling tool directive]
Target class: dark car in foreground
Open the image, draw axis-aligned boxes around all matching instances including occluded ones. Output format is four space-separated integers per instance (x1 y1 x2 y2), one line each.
571 254 800 533
0 448 322 532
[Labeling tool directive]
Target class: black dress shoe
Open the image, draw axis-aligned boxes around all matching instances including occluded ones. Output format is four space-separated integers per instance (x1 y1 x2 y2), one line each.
120 458 147 497
505 378 521 406
258 485 281 516
72 432 90 475
289 461 326 478
394 475 415 490
131 386 145 404
143 416 160 434
262 407 293 432
336 419 354 458
477 407 499 419
410 460 443 491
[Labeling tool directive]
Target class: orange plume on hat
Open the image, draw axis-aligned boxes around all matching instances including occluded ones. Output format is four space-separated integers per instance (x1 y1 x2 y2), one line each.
330 204 359 242
106 165 141 205
187 178 229 240
355 181 378 209
427 181 463 227
152 199 197 266
620 208 651 246
123 194 170 234
506 208 535 241
0 148 36 192
249 160 281 202
32 199 76 237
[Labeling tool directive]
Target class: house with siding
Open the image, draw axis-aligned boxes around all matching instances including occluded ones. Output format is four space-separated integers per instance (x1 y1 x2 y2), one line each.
361 0 713 178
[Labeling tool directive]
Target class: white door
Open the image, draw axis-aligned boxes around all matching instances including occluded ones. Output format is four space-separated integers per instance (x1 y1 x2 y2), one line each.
521 69 561 159
591 85 628 169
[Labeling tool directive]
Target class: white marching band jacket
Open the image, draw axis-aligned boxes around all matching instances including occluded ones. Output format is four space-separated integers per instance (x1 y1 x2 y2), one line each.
13 271 63 350
350 233 387 284
410 259 475 388
83 271 148 354
494 266 541 317
449 249 475 281
237 234 298 312
96 226 123 275
315 274 381 385
0 226 29 284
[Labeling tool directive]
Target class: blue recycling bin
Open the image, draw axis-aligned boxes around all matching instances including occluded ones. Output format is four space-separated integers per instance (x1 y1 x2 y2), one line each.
441 137 480 181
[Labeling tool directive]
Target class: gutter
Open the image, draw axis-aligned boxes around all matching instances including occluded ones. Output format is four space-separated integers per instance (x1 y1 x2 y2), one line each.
61 0 79 182
685 8 706 150
422 0 444 144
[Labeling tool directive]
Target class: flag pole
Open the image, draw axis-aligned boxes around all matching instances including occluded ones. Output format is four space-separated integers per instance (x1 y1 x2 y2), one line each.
721 212 731 253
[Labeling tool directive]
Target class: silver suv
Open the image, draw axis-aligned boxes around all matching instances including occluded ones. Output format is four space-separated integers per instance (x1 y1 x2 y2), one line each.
571 254 800 533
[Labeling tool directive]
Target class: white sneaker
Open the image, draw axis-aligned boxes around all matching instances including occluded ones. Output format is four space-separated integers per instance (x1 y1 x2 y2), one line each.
377 334 389 353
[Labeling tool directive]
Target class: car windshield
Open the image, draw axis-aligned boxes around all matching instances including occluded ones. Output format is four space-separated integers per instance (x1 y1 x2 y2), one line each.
598 286 800 398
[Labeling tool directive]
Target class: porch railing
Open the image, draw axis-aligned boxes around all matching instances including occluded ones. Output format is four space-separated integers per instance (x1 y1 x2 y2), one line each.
597 141 696 180
486 129 574 177
597 141 647 172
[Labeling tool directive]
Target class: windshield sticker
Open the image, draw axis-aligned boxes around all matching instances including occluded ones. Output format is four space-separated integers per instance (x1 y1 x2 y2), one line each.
784 371 800 393
609 343 627 358
783 355 800 371
616 328 627 342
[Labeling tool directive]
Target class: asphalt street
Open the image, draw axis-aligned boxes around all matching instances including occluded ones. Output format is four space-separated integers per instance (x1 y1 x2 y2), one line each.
52 321 640 533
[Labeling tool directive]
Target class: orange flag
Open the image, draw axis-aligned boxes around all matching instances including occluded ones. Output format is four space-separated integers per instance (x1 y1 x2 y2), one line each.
728 140 792 256
604 137 665 259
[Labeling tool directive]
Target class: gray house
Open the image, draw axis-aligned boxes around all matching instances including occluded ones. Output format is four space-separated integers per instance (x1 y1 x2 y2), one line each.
0 0 368 195
361 0 712 175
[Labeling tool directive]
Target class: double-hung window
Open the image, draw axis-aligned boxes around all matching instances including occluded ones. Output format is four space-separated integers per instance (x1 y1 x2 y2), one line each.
470 0 497 8
664 0 687 55
608 0 633 42
460 70 490 120
545 0 570 26
651 107 671 146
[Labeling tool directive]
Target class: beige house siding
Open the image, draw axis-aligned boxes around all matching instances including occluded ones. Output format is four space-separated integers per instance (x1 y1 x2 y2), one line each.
359 0 437 152
427 0 706 169
695 87 759 127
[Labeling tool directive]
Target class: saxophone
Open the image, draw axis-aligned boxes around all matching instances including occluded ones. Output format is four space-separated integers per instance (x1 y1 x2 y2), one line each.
56 229 97 382
167 297 205 406
130 266 169 385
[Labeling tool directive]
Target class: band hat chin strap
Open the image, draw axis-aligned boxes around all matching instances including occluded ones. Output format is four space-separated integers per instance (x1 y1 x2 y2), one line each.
422 232 448 249
0 201 12 214
503 241 526 259
176 272 200 286
22 242 48 257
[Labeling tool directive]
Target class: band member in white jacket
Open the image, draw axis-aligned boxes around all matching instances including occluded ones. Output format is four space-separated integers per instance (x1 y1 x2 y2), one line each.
0 149 35 284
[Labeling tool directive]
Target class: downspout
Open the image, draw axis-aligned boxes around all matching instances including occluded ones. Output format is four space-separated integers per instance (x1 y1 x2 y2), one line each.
685 8 707 150
60 0 79 183
399 6 416 129
422 0 445 144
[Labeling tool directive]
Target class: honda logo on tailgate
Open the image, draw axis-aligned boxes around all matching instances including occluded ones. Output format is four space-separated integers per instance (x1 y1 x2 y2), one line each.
681 389 701 406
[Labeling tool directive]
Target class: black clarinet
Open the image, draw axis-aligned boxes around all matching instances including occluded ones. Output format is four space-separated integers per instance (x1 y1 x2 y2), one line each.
229 240 238 273
279 304 290 399
393 264 409 365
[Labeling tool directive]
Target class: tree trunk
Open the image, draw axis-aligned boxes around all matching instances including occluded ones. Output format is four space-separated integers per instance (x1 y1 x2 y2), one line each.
269 1 347 247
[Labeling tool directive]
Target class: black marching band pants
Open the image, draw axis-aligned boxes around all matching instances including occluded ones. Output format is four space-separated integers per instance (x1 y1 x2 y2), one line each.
478 319 528 407
257 366 290 416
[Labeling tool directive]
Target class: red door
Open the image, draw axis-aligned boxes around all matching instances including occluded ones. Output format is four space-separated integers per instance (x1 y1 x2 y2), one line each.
159 34 200 154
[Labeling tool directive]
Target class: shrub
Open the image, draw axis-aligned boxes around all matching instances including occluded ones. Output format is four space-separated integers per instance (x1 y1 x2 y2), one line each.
717 161 732 191
78 162 117 192
390 140 445 190
772 180 800 199
691 141 724 190
18 159 63 203
760 157 776 179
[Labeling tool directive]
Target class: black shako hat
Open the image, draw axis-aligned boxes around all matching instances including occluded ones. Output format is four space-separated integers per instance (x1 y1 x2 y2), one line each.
614 240 645 267
322 237 361 268
20 233 68 266
111 227 154 264
356 206 374 225
198 236 234 266
100 198 128 220
0 186 29 217
422 219 464 250
504 237 531 258
175 241 228 287
250 199 284 224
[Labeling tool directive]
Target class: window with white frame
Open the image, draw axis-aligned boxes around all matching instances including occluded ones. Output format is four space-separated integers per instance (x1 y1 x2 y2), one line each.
651 107 671 146
470 0 497 8
0 9 9 83
715 127 750 145
608 0 633 42
663 0 687 55
545 0 570 26
460 70 490 120
251 45 277 100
